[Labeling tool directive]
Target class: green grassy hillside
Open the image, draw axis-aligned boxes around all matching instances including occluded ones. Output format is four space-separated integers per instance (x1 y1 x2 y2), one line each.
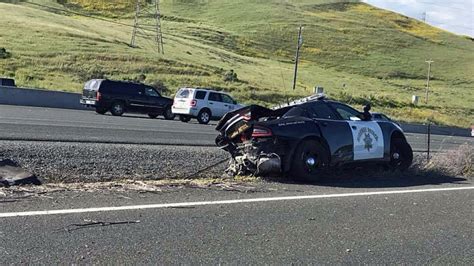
0 0 473 127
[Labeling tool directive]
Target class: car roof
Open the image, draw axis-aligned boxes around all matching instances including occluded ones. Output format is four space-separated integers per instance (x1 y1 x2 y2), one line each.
179 87 231 95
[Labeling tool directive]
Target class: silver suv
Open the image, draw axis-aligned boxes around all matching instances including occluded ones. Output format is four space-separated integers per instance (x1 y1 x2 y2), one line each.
172 88 244 124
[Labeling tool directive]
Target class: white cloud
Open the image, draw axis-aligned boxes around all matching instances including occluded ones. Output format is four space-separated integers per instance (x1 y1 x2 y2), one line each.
363 0 474 37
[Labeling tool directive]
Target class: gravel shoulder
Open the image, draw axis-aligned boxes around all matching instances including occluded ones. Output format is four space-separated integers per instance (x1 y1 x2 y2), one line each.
0 140 228 182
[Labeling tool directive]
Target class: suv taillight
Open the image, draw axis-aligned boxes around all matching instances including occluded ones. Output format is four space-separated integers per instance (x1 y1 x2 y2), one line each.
96 91 101 101
252 125 273 138
190 100 197 107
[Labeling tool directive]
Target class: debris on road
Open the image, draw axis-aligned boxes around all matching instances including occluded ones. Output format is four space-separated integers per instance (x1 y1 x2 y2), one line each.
0 159 41 187
62 219 141 232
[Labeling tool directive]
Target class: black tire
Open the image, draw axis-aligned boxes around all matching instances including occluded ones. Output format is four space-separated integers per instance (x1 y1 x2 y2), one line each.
290 140 329 182
163 106 175 120
179 115 191 123
148 113 158 119
197 109 211 125
95 107 107 115
389 138 413 171
110 101 125 116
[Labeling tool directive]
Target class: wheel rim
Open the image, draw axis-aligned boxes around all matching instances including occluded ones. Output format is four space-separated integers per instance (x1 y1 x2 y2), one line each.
113 104 122 113
303 152 319 173
391 146 402 167
201 112 210 122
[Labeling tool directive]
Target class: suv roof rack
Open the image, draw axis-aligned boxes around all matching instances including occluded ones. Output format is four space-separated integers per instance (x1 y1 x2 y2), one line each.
273 93 327 110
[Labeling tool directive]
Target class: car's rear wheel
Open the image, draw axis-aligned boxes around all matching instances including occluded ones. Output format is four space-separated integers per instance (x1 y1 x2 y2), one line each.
95 107 107 115
110 102 125 116
197 109 211 125
163 106 175 120
179 115 191 123
290 139 329 182
389 138 413 171
148 113 158 119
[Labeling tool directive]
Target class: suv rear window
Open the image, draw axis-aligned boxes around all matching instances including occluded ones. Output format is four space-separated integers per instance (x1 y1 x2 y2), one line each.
195 91 207 100
176 89 191 99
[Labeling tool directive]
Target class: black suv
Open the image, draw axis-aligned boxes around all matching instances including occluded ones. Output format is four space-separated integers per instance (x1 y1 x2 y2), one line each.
80 79 175 119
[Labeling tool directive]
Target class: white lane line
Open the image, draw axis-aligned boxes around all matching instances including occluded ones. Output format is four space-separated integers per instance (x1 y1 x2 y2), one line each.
1 186 473 218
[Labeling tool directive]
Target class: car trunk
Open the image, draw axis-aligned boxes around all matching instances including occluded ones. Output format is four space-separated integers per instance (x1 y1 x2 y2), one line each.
216 105 290 145
215 105 292 176
82 79 102 100
173 88 194 110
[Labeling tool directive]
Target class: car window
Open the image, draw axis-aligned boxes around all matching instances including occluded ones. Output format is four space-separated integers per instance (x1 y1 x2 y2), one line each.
176 89 191 99
221 94 235 104
145 87 160 97
283 107 309 118
208 92 222 102
306 102 336 119
195 91 207 100
331 103 361 120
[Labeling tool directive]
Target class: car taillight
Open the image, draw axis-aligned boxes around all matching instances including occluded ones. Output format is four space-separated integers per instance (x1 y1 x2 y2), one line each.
252 126 272 138
96 91 101 101
190 100 197 107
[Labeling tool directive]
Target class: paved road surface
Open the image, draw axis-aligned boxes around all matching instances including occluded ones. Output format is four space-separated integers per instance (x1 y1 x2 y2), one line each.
1 180 473 264
0 105 471 151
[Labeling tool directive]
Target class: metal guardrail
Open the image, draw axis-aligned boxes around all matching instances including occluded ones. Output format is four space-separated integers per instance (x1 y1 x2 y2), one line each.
0 85 88 110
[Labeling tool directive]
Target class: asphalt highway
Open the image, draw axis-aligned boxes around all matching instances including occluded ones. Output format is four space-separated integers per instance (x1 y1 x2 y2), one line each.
1 181 473 264
0 105 472 151
1 104 473 264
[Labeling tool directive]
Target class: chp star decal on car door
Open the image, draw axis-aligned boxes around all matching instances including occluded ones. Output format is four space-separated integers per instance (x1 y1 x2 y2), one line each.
349 121 384 160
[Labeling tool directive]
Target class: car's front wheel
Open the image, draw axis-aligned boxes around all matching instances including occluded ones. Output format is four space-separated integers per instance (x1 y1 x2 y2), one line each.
163 106 175 120
389 138 413 171
110 101 125 116
290 139 329 182
197 109 211 125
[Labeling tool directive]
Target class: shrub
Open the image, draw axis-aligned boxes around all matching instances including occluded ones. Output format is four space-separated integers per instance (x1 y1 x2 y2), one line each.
223 69 238 82
0 47 11 59
151 80 170 95
424 144 473 177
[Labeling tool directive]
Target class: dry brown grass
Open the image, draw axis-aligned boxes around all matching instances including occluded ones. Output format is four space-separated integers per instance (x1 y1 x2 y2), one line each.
422 144 473 178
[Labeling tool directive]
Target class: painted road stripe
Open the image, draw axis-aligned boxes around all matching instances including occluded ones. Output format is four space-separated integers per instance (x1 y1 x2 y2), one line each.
1 186 473 218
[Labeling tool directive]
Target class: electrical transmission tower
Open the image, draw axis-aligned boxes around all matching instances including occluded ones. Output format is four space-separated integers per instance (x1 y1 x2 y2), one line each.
130 0 164 54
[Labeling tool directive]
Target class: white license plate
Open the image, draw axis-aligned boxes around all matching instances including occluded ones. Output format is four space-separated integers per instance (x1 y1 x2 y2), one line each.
85 100 95 105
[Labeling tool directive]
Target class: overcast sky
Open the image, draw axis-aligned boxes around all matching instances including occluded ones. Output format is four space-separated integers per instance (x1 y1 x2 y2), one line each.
362 0 473 37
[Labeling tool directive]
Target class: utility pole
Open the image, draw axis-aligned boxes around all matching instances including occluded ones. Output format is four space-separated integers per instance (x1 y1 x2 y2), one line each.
130 0 164 54
425 59 434 104
422 11 426 22
292 26 303 91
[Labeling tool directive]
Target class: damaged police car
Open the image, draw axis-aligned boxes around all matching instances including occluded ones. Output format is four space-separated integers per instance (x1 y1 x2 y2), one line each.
215 95 413 181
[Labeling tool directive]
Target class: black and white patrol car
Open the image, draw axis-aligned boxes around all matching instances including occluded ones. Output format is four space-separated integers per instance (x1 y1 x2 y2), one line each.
215 95 413 181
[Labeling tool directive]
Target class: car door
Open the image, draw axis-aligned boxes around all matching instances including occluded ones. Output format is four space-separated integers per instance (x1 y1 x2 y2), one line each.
207 92 226 117
127 84 147 112
304 102 353 164
330 102 384 161
220 94 238 114
143 86 165 113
